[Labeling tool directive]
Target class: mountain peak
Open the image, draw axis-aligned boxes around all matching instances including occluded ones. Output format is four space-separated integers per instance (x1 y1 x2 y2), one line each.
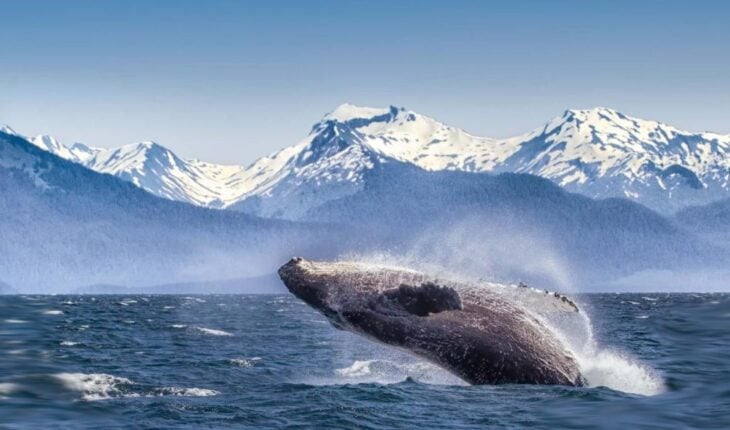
559 107 628 124
136 140 163 149
564 106 619 116
30 134 82 161
543 107 672 137
114 141 169 156
323 103 403 123
0 124 18 136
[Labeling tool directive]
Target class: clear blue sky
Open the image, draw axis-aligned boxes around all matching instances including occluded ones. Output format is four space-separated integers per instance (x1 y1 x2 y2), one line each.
1 0 728 164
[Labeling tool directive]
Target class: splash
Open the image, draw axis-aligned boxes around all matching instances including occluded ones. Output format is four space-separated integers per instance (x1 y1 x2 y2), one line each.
302 358 466 387
333 359 466 386
542 309 665 396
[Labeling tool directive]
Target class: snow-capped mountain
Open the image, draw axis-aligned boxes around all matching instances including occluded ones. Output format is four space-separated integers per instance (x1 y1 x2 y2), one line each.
229 104 730 217
495 108 730 213
7 104 730 217
1 126 727 291
0 124 100 163
82 142 251 207
4 126 253 207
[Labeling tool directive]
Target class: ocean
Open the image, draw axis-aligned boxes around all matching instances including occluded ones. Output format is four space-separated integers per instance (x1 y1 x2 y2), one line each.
0 293 728 429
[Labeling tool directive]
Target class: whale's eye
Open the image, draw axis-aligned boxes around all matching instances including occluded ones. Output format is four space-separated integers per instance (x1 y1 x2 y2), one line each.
383 283 463 316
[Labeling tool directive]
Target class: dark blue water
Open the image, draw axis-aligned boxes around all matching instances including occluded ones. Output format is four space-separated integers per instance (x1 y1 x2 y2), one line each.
0 293 728 429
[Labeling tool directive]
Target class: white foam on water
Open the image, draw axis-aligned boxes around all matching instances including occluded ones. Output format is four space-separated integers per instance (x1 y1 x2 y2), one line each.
170 324 187 329
194 327 233 336
577 347 665 396
42 310 64 315
52 373 220 401
60 341 80 346
229 357 262 368
4 319 27 324
0 383 21 395
309 359 466 386
53 373 134 401
153 387 220 397
543 310 665 396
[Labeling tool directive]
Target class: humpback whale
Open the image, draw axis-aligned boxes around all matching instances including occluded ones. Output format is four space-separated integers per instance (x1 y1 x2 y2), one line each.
279 258 584 386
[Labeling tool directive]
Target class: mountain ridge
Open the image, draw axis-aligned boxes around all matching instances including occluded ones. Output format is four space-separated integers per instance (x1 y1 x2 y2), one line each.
6 104 730 217
0 129 341 292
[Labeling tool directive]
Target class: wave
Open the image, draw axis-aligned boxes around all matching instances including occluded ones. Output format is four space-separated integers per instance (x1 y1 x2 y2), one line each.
51 373 219 401
53 373 134 401
193 327 233 336
0 382 21 395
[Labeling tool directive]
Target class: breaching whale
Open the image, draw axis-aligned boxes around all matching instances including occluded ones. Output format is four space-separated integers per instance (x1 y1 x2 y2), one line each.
279 257 585 386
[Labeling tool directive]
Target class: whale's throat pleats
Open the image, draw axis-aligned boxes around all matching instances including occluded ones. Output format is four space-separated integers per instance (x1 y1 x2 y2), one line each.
377 283 463 317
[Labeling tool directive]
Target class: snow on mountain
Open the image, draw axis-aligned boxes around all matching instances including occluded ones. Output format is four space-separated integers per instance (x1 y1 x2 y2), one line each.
68 142 100 162
82 142 250 207
0 124 19 135
229 104 730 217
494 108 730 213
0 125 100 163
31 135 82 162
6 104 729 217
228 104 502 217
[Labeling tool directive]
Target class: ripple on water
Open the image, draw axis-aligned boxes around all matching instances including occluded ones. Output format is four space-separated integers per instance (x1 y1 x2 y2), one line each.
193 327 233 336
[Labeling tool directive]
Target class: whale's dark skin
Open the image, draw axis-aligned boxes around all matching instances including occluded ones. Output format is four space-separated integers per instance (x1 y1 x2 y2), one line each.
279 258 585 386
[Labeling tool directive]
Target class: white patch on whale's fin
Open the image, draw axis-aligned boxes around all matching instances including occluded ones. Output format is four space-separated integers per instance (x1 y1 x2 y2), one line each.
382 283 463 316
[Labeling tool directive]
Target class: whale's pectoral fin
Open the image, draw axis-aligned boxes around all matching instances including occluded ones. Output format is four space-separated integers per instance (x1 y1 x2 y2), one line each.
381 283 463 317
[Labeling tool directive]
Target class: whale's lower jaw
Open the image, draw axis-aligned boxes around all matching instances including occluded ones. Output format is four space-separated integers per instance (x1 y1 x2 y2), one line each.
278 257 585 387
